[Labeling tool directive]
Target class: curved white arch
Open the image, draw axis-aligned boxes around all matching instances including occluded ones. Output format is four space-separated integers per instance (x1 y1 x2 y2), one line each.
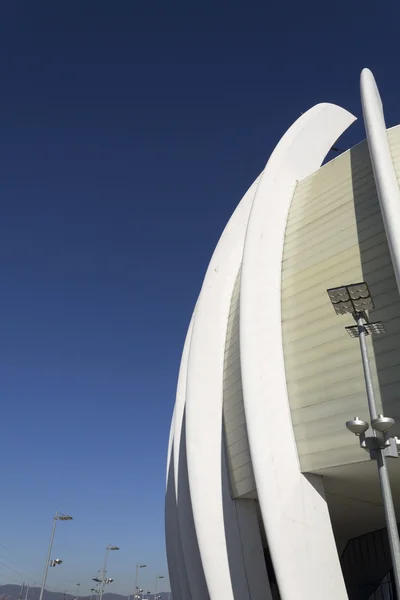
240 103 356 600
361 68 400 295
165 413 183 600
185 178 260 600
173 316 210 600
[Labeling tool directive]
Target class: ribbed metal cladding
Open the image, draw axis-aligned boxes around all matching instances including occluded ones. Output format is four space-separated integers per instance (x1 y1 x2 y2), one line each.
281 126 400 472
222 268 256 498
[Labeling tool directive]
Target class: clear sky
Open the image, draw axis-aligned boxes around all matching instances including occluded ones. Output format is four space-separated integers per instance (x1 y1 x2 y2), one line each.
1 0 400 597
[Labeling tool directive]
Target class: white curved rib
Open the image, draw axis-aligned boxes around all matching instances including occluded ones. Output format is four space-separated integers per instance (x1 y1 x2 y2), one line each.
165 413 182 600
173 316 194 499
173 316 210 600
166 317 195 600
185 178 260 600
240 104 356 600
361 68 400 294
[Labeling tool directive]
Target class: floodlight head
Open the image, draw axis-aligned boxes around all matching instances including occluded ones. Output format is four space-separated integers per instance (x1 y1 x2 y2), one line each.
138 564 147 568
107 545 119 551
57 514 73 521
347 282 374 312
327 282 374 316
371 415 395 433
345 325 359 338
345 321 385 338
365 322 386 336
346 417 369 436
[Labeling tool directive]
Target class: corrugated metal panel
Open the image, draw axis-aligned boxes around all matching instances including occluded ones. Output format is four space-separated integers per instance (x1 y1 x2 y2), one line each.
282 126 400 472
222 269 256 497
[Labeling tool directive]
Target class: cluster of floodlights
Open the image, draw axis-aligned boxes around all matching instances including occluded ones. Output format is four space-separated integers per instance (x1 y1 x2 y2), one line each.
327 281 386 337
327 281 398 451
327 281 400 597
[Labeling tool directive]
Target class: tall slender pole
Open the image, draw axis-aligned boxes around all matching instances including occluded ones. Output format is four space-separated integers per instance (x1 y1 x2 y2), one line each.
24 585 30 600
39 513 58 600
134 566 139 600
98 548 109 600
154 577 157 600
19 581 25 600
357 314 400 598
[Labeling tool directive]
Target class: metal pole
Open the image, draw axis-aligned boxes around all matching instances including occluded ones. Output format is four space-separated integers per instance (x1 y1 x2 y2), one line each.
357 314 400 598
154 577 157 600
39 513 58 600
357 314 378 420
134 566 139 600
98 548 109 600
24 585 30 600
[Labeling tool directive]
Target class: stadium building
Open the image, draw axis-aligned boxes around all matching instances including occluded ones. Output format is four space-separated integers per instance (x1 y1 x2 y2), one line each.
165 69 400 600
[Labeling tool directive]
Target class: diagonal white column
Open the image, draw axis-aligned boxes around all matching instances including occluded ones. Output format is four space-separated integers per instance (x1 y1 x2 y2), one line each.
361 68 400 296
185 178 259 600
240 103 356 600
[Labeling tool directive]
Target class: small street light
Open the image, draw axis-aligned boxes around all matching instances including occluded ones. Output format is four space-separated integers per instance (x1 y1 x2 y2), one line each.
74 582 80 600
154 576 164 600
39 512 73 600
98 545 119 600
327 281 400 598
133 564 147 600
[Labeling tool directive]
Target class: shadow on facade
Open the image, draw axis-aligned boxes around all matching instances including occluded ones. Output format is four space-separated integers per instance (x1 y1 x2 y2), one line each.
350 140 400 440
347 135 400 599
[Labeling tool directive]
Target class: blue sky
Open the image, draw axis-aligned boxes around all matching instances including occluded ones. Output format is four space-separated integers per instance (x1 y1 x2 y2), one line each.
1 0 400 596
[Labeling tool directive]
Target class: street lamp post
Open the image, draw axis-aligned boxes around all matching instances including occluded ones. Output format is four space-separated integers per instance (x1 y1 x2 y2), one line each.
98 545 119 600
134 564 146 600
74 583 80 600
39 512 73 600
327 281 400 598
154 576 164 600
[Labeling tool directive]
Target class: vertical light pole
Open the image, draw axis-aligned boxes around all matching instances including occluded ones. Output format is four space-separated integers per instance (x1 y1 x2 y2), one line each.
134 564 146 599
74 583 80 600
154 576 164 600
327 281 400 599
98 545 119 600
39 512 73 600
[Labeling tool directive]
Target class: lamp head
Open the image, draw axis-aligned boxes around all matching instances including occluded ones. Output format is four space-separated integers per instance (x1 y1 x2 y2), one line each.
371 415 395 433
346 417 369 436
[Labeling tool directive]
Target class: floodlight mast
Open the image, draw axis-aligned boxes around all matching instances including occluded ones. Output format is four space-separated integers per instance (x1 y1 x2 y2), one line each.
133 564 147 600
98 545 119 600
38 513 72 600
327 281 400 598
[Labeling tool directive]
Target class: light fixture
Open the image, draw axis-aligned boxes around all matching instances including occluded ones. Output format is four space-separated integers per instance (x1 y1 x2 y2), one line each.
39 512 72 600
328 278 400 598
346 417 369 436
372 415 395 433
327 282 374 315
345 321 386 338
49 559 63 567
134 562 147 599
